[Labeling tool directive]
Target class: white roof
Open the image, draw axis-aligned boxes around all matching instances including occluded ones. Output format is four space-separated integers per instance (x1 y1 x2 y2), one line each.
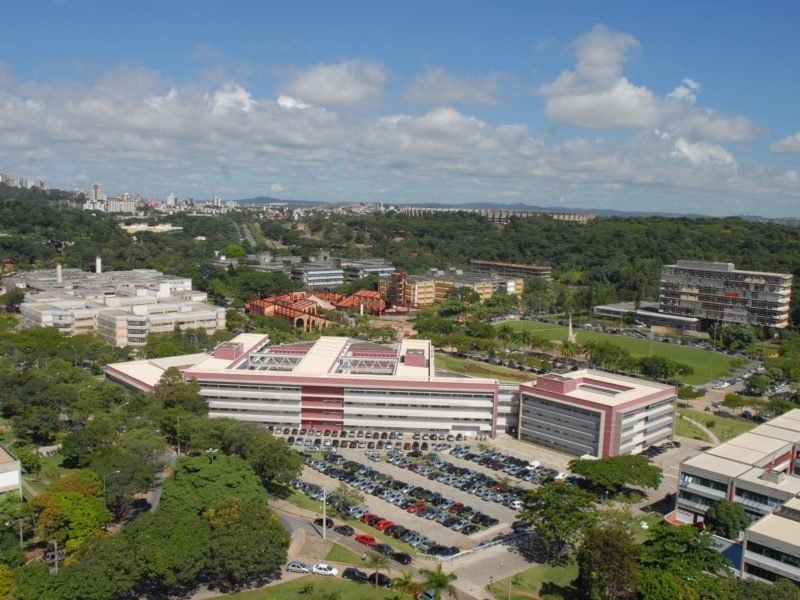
293 337 349 374
750 423 800 444
104 352 210 389
682 453 752 478
747 497 800 545
737 467 800 495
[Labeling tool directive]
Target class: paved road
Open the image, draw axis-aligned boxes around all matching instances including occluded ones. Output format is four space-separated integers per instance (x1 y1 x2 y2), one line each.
147 450 177 511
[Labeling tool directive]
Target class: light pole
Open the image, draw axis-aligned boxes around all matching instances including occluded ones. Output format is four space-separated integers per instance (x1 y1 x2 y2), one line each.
322 483 327 541
13 516 31 549
102 470 121 510
206 448 219 464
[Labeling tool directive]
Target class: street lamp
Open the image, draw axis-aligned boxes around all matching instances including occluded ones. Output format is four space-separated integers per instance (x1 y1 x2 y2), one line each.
102 470 121 508
206 448 219 464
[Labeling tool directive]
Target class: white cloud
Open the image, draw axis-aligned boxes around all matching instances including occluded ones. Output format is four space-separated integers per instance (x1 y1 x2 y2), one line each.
191 43 224 62
0 62 794 216
281 59 387 107
539 25 760 143
404 66 503 106
207 83 256 114
772 133 800 154
672 138 736 166
270 183 285 193
277 95 312 110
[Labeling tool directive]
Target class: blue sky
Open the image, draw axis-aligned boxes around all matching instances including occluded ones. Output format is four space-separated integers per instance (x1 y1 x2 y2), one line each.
1 1 799 215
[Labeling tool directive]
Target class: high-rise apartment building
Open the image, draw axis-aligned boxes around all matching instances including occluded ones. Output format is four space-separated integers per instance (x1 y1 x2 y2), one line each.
659 260 792 329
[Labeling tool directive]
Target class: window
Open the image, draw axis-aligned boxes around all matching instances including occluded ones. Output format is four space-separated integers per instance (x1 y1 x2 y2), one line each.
747 541 800 569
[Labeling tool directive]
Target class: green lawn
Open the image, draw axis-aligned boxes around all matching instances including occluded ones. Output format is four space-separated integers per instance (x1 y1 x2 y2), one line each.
325 543 363 565
487 563 578 599
497 321 739 385
674 415 712 442
223 575 397 599
435 353 533 382
677 408 755 442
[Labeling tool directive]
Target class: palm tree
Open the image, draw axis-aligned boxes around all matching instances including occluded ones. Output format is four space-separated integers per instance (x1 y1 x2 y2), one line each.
393 571 420 599
366 552 389 587
419 564 457 599
559 340 578 359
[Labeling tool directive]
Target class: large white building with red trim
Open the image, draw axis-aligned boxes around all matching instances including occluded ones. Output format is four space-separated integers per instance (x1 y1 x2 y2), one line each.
106 334 500 436
104 334 676 450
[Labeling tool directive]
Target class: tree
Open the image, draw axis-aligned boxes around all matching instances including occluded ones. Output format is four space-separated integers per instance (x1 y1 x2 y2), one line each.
90 449 156 520
745 374 771 397
639 525 729 578
704 500 750 539
521 483 597 563
204 498 290 587
569 455 663 496
0 288 25 313
577 523 639 600
124 509 211 594
366 553 389 587
636 356 693 381
49 469 103 497
0 563 14 600
331 482 365 510
418 564 457 599
635 567 698 600
393 571 420 599
14 446 41 479
152 367 206 414
52 534 140 600
28 491 111 553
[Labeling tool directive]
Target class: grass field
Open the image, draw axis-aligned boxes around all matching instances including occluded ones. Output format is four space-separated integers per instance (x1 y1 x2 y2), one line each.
497 321 739 385
678 408 755 442
487 563 578 599
325 543 364 565
435 353 532 382
223 575 397 599
674 414 712 442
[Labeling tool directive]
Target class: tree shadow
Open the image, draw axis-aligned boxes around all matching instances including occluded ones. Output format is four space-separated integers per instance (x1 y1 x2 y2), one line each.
539 580 579 600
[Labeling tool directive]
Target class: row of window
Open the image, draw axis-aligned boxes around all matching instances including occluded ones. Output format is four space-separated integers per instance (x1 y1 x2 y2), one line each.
680 473 727 492
746 541 800 570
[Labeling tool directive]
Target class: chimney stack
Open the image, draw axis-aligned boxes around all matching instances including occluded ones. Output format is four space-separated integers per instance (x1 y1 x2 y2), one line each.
55 263 62 284
95 256 102 274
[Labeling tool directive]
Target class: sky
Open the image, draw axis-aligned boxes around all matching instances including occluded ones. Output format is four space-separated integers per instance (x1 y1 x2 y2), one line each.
0 1 799 216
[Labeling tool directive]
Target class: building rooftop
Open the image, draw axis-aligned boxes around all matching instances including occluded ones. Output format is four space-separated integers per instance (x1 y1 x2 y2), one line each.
737 467 800 495
104 353 211 390
666 260 792 279
749 423 800 444
682 452 753 478
747 497 800 544
525 368 674 408
0 446 17 465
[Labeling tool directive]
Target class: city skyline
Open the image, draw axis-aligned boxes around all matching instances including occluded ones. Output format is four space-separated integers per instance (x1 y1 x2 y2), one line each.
1 1 799 216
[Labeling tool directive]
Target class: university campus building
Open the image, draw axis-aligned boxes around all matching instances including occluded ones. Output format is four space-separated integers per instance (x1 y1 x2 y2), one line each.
517 370 677 458
671 409 800 585
659 260 792 329
105 335 673 453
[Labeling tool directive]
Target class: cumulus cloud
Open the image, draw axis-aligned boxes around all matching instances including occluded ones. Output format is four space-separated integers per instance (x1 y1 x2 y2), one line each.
0 61 794 216
539 25 760 143
281 59 387 107
772 133 800 154
404 66 503 106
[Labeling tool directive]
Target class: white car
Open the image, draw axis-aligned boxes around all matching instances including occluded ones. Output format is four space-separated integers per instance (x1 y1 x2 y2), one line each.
312 563 339 577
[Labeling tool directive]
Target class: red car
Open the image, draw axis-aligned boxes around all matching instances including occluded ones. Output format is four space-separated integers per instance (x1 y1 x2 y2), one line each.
359 513 377 524
366 515 384 526
355 534 377 546
407 501 426 514
448 502 464 514
374 519 395 531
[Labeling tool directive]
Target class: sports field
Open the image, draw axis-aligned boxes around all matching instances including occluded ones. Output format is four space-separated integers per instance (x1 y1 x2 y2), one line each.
497 321 739 385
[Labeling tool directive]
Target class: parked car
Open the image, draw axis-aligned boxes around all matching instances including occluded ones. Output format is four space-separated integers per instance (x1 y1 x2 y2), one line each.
312 563 339 577
314 517 334 528
286 561 311 573
342 567 368 582
334 525 354 536
373 543 395 556
368 572 393 587
392 552 412 565
355 534 377 546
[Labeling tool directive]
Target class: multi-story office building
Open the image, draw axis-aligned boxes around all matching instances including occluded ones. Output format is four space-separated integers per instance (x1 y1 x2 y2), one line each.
291 264 345 289
340 258 396 280
0 447 21 498
470 259 552 282
6 261 224 347
659 260 792 329
105 334 501 436
379 269 523 308
517 370 676 458
674 410 800 526
741 497 800 584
